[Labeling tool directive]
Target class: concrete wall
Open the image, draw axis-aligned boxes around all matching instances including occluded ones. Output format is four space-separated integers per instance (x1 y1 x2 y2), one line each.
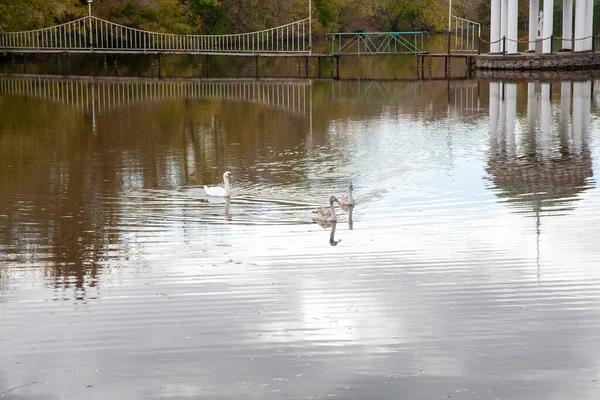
476 52 600 70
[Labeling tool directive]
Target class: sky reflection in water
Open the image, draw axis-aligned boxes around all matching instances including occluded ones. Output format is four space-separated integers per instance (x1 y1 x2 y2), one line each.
1 73 600 399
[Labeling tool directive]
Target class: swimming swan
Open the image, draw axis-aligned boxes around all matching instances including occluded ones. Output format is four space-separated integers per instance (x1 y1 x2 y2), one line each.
339 182 355 206
314 195 340 222
204 171 233 197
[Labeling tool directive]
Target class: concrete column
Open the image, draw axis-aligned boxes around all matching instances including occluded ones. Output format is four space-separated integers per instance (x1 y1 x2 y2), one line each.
585 0 594 50
542 0 554 53
539 83 552 157
505 83 517 157
491 0 502 53
529 0 540 51
507 0 519 53
575 0 586 51
562 0 573 50
501 0 509 53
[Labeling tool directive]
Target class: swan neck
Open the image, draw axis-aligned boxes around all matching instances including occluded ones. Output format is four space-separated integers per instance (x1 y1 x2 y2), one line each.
224 176 231 195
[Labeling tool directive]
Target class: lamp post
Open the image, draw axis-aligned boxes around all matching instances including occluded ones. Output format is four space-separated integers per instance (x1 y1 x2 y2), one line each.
87 0 93 48
449 0 452 32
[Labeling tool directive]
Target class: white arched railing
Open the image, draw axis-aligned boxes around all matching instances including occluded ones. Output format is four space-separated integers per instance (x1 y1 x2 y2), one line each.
0 16 312 55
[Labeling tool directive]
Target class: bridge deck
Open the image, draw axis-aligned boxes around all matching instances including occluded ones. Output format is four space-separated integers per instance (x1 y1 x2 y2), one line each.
1 50 475 58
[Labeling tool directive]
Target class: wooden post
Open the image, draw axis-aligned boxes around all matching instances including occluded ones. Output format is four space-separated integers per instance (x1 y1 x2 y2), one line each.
444 57 448 78
305 56 309 77
255 55 259 78
330 56 334 78
336 55 340 79
429 54 432 79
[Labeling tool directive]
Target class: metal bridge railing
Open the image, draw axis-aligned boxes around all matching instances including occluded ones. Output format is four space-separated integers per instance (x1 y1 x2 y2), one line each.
0 74 312 116
0 16 311 54
327 32 429 57
449 15 481 53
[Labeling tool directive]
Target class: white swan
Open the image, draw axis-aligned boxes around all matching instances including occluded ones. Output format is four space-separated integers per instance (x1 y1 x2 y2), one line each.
204 171 233 197
339 182 355 206
314 195 340 222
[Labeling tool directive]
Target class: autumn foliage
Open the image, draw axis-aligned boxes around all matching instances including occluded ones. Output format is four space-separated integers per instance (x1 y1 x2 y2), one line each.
0 0 488 35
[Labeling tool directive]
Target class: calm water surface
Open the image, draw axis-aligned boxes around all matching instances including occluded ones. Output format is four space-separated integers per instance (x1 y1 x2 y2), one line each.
1 71 600 399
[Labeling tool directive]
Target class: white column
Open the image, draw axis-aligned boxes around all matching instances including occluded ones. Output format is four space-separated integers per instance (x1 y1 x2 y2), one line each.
507 0 519 53
539 83 552 157
585 0 594 50
575 0 586 51
506 83 517 157
491 0 501 53
529 0 540 51
542 0 554 53
501 0 509 52
562 0 573 50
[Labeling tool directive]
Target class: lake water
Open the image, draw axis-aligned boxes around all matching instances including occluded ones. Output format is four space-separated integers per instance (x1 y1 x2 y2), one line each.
2 66 600 399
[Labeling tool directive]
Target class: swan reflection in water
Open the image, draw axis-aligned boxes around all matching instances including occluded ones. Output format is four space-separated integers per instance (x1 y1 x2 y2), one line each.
314 216 341 245
206 196 232 221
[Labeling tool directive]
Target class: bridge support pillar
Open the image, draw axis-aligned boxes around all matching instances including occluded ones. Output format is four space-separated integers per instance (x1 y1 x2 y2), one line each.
305 56 309 77
317 57 321 78
255 56 259 78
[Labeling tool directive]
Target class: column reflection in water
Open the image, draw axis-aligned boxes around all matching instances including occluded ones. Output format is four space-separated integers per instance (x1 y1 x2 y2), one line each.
572 81 583 155
489 82 501 155
487 78 594 210
560 81 571 149
539 83 552 158
505 83 517 157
